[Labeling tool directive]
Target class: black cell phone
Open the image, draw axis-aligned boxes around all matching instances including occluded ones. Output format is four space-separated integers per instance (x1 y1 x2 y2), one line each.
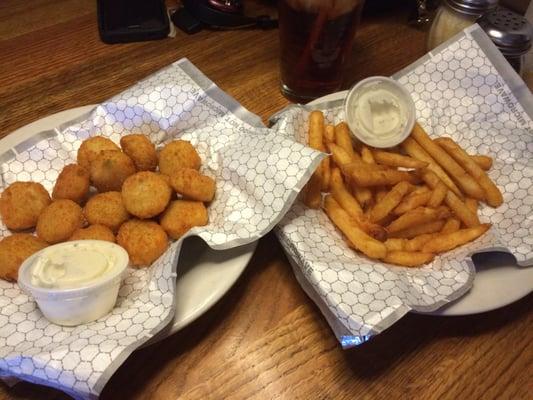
97 0 170 44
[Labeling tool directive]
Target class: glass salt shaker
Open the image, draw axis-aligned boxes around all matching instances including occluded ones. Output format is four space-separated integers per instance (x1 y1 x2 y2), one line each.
427 0 498 50
478 8 533 76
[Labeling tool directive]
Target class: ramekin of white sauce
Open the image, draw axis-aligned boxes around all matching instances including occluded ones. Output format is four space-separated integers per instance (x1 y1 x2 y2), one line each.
344 76 416 148
18 240 129 326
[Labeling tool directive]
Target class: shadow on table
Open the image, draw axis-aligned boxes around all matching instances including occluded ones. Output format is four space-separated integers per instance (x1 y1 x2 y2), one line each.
341 291 532 379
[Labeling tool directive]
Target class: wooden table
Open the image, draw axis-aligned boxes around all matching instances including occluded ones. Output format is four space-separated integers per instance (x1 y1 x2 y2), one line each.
1 1 531 399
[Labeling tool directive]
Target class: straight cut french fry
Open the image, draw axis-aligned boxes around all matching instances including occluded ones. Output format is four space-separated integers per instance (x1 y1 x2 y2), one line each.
367 181 412 223
335 122 357 160
361 145 376 164
393 188 431 215
324 124 335 145
464 198 478 214
385 238 407 251
324 196 387 259
304 111 326 207
390 220 446 239
405 233 437 252
386 206 450 233
346 164 420 187
427 181 447 208
401 137 461 196
471 155 493 170
421 169 480 227
435 137 503 207
350 182 373 209
422 224 491 253
411 124 485 200
372 150 428 169
383 251 435 267
329 143 356 166
331 169 387 241
440 218 461 234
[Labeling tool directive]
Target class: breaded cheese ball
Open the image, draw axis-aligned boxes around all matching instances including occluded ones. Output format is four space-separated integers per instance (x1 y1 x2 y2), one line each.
160 200 208 240
121 172 171 219
170 168 216 202
84 191 129 232
0 182 51 230
0 234 48 282
52 164 90 204
77 136 120 170
158 140 201 176
120 134 158 171
36 199 84 244
69 224 115 243
117 219 168 266
90 150 136 192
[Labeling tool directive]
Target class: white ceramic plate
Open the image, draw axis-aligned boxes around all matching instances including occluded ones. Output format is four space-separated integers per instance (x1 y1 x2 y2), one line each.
309 92 533 316
0 105 257 336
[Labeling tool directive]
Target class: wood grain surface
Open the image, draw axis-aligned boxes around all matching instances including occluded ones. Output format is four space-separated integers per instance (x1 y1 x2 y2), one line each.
1 1 531 399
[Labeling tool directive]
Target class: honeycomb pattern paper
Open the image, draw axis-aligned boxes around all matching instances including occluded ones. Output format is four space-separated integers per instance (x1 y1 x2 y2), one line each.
0 59 322 398
273 25 533 348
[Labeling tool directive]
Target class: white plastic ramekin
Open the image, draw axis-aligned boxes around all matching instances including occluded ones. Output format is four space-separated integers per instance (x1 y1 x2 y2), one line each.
18 240 129 326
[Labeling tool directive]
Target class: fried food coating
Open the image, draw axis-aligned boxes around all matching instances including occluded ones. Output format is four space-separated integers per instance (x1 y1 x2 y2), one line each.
0 234 48 281
170 168 216 202
36 199 84 244
52 164 90 204
158 140 201 176
69 224 115 243
89 150 136 192
121 172 171 219
117 219 168 266
160 200 208 240
77 136 120 170
120 134 158 171
84 191 129 232
0 182 51 230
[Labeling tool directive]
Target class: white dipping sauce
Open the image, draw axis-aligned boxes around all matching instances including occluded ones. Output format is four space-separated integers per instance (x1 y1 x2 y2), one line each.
31 242 120 289
18 240 129 326
345 77 416 148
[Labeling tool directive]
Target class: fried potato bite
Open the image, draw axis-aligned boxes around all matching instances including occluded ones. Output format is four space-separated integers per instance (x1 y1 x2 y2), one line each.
160 200 208 240
69 224 115 242
77 136 120 170
117 219 168 266
84 191 129 232
170 168 216 202
52 164 90 204
0 234 48 281
0 182 51 230
159 140 201 176
36 199 85 244
120 134 158 171
90 150 136 192
121 172 171 219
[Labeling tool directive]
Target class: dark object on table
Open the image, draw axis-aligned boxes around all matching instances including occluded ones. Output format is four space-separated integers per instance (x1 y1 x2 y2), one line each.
479 7 533 75
97 0 169 44
171 0 277 34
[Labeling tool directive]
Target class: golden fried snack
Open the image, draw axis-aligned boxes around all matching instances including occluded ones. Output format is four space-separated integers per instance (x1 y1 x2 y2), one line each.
383 251 435 267
36 199 84 244
120 134 158 171
52 164 90 204
122 172 172 218
170 168 216 202
84 191 130 232
77 136 120 170
422 224 491 253
159 140 201 176
0 182 51 230
69 224 115 243
0 234 47 281
366 181 412 223
117 219 168 266
160 200 208 240
90 150 136 192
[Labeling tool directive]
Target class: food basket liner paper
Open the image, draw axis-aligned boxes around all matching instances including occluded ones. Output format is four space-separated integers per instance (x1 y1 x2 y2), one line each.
0 58 323 399
271 25 533 349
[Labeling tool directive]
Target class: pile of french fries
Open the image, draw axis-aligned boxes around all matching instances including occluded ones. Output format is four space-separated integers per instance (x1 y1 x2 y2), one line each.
302 110 502 267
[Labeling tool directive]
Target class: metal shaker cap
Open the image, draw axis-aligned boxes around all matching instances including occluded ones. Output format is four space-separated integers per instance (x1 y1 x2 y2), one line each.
479 8 533 56
445 0 498 16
